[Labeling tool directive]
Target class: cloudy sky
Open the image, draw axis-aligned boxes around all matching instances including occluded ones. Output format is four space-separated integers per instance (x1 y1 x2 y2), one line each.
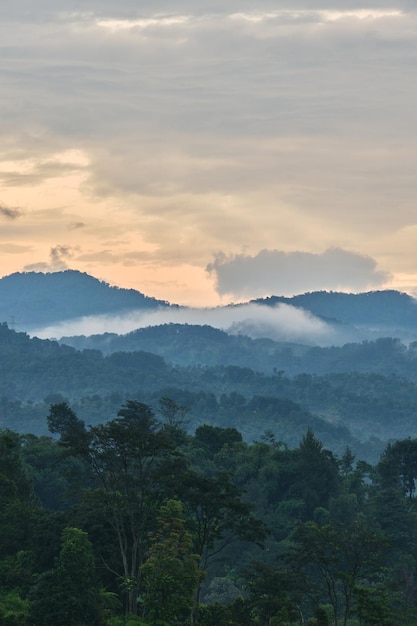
1 0 417 306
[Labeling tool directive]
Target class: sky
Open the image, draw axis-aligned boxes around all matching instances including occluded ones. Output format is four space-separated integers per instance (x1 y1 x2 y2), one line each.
1 1 417 306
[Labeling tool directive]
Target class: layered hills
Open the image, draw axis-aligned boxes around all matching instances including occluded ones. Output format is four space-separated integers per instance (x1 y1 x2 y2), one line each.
2 270 417 343
1 270 417 463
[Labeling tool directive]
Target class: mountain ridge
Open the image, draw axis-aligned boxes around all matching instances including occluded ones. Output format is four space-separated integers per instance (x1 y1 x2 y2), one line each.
0 270 175 328
252 290 417 328
1 270 417 343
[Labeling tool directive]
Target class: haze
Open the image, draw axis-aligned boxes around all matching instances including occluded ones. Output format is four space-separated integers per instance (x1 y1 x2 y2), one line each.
1 1 417 306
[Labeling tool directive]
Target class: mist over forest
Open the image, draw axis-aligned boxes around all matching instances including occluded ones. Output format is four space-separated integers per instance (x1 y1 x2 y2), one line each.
4 0 417 622
2 270 417 624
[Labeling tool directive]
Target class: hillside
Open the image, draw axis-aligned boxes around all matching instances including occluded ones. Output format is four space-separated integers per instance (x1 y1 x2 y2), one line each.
0 323 416 462
253 289 417 329
60 325 417 379
1 271 417 462
0 270 173 328
1 271 417 346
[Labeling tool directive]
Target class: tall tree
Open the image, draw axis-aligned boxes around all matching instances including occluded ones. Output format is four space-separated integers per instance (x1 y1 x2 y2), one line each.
289 516 387 626
377 438 417 499
29 527 99 626
142 499 201 625
179 470 267 619
48 400 180 615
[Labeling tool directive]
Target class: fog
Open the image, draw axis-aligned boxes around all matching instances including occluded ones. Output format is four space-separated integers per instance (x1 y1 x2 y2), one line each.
31 301 364 346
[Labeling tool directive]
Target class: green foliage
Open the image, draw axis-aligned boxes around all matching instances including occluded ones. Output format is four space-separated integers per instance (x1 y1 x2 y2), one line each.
195 425 242 456
28 526 99 626
289 516 388 626
242 561 299 625
0 591 28 626
5 321 417 461
142 500 201 625
198 602 243 626
6 396 417 626
377 438 417 498
48 401 184 615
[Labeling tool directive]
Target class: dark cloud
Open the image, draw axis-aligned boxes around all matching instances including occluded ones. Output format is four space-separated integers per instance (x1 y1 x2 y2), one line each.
0 204 22 220
24 244 76 272
50 245 73 270
68 221 86 230
207 248 390 298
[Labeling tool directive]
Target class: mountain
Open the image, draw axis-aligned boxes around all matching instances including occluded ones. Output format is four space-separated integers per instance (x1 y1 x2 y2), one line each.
59 325 417 379
1 271 417 344
0 270 174 328
60 324 305 371
4 271 417 463
252 290 417 330
0 323 394 461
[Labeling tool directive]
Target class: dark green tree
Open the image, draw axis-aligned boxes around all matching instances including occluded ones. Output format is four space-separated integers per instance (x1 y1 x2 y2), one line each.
289 516 387 626
242 561 300 625
48 400 180 615
158 396 189 446
180 470 267 619
29 527 99 626
377 438 417 499
47 402 88 450
142 500 201 625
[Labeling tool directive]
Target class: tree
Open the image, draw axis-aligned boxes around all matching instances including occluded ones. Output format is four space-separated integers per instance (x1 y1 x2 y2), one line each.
0 591 28 626
289 516 387 626
242 561 300 626
0 430 37 596
294 428 340 519
47 401 88 451
142 500 201 625
48 400 181 615
29 527 99 626
158 396 189 446
179 470 267 619
377 438 417 499
194 425 242 456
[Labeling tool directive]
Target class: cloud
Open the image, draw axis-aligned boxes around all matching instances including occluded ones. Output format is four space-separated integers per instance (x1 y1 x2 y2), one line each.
30 300 337 346
0 159 87 188
68 221 86 230
24 244 76 272
207 248 390 299
0 204 22 220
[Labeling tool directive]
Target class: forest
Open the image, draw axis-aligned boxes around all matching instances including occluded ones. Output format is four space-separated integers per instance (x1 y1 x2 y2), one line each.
3 397 417 626
2 273 417 624
3 323 417 462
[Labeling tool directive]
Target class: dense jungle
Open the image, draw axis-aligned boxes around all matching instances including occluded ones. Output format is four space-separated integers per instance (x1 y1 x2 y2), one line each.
2 397 417 625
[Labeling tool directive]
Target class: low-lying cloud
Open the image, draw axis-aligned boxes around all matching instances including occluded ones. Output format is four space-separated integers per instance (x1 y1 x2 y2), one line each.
31 301 341 346
207 248 389 299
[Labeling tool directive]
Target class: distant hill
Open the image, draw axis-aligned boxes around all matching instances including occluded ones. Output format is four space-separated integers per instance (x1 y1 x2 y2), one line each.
2 271 417 346
0 323 354 451
0 270 174 328
0 323 399 461
4 272 417 462
2 322 417 461
252 290 417 329
60 324 417 379
60 324 302 371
